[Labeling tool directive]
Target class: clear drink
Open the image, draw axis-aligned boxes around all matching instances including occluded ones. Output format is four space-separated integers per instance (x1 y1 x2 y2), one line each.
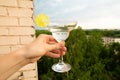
49 22 77 73
50 27 69 42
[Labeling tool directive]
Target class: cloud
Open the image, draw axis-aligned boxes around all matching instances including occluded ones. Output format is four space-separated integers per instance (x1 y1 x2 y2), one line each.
79 16 120 29
61 5 86 14
48 0 63 7
50 5 87 18
34 0 120 29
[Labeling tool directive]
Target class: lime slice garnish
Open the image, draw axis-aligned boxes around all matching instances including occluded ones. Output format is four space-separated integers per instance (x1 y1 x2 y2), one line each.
35 14 50 28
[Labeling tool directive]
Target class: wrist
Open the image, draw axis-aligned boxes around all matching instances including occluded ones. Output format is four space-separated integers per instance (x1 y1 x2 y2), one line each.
21 45 42 63
13 47 30 64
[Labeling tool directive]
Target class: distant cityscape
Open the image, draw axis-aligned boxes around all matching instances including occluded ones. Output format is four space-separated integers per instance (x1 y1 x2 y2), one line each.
102 37 120 45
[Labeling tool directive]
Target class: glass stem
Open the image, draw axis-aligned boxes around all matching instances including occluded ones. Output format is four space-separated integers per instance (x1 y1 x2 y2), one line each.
59 55 64 64
58 40 64 64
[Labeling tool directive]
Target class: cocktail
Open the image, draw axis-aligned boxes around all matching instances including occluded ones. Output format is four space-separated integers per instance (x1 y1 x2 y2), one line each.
49 20 77 73
35 14 77 73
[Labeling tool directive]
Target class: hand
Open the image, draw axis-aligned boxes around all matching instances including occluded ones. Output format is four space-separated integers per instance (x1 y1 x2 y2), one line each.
24 34 66 63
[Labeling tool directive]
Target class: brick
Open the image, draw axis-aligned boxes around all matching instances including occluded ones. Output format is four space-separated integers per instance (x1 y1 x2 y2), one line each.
0 46 10 54
7 72 21 80
0 28 9 35
0 17 18 26
23 70 37 78
18 0 33 8
0 36 19 46
20 35 34 44
0 7 7 16
9 27 35 35
19 62 37 71
0 0 17 7
24 77 37 80
19 17 34 26
10 45 23 52
8 8 33 17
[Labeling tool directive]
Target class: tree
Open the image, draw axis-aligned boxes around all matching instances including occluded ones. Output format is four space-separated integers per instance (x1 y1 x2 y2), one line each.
36 29 120 80
106 42 120 80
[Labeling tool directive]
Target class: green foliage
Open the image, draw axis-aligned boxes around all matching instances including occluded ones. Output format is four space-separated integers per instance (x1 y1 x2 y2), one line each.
106 43 120 80
36 29 120 80
35 30 51 37
85 29 120 38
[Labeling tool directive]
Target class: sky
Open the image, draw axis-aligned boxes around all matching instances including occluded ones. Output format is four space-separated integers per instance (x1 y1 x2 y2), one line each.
34 0 120 29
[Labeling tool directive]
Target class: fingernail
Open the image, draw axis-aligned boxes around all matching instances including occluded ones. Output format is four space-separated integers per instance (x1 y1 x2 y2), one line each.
62 52 66 55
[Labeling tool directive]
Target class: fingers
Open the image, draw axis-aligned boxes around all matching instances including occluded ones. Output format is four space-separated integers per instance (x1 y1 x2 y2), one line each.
45 51 61 58
45 47 67 58
39 34 56 42
47 42 64 51
61 47 67 56
38 34 67 58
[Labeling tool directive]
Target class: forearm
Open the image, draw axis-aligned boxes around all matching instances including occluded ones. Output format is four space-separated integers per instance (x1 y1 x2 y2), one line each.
0 47 29 79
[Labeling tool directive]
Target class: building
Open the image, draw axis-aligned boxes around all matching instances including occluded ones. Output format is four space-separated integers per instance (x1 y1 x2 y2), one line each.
114 38 120 43
0 0 38 80
102 37 114 45
102 37 120 45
